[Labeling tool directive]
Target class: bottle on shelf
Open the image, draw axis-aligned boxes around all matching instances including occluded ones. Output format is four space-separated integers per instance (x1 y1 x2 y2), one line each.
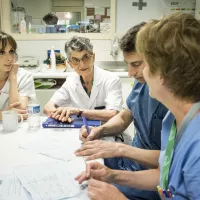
50 46 56 71
20 18 27 34
28 22 32 34
27 97 41 131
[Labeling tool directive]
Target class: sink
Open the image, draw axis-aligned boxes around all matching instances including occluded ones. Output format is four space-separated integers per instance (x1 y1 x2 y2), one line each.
95 61 128 72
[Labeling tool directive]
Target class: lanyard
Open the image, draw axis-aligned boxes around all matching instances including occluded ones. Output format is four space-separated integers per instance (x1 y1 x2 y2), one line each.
162 102 200 189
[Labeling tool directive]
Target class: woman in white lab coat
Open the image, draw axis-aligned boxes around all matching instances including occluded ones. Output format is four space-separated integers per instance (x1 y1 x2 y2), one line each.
44 36 122 122
0 31 35 120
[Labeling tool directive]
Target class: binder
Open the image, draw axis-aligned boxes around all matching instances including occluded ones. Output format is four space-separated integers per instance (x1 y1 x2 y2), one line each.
42 115 101 128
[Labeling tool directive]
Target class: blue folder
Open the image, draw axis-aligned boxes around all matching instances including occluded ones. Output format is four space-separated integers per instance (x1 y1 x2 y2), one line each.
42 115 101 128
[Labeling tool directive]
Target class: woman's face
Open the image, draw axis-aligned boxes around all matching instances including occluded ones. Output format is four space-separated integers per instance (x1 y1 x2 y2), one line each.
0 41 16 73
68 50 95 77
143 59 163 101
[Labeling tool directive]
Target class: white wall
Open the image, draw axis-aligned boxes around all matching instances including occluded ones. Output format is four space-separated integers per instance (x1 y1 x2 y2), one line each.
17 39 123 64
116 0 163 35
15 0 52 19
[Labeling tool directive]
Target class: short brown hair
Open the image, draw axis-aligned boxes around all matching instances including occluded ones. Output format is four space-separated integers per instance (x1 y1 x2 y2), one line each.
136 13 200 102
120 22 146 52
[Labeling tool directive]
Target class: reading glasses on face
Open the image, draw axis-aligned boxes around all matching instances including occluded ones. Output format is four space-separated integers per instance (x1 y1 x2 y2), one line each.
68 54 93 65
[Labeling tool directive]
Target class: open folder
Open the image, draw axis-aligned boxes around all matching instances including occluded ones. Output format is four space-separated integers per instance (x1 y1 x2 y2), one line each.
42 115 101 128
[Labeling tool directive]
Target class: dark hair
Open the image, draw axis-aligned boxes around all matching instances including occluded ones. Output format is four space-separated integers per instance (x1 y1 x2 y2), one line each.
0 31 18 60
65 36 93 58
43 12 58 25
137 13 200 102
120 22 146 52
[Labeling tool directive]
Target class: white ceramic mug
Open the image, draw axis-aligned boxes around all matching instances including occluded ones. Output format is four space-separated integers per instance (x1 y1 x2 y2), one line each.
2 110 23 132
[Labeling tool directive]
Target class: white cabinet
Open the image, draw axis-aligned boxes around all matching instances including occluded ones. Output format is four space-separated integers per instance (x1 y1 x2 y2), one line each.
120 77 135 139
36 88 57 116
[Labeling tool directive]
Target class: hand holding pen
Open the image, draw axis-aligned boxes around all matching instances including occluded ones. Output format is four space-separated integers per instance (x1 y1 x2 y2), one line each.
79 121 102 142
82 116 90 135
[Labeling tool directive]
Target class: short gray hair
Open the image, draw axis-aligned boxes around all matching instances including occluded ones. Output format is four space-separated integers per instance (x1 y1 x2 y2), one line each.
65 36 93 58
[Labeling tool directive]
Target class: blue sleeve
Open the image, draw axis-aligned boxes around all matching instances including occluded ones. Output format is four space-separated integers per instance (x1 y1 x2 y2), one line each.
183 141 200 199
126 80 141 110
126 87 134 110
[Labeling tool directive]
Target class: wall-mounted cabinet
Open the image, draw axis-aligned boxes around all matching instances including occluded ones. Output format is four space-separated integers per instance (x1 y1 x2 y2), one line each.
0 0 116 40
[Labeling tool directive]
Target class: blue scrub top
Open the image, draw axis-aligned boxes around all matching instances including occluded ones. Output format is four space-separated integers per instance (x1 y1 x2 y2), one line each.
159 111 200 199
127 81 168 150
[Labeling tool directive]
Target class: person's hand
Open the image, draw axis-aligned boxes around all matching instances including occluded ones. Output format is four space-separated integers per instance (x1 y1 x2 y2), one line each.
8 63 19 80
75 162 117 184
75 140 121 160
50 107 79 122
6 102 28 120
79 126 102 142
88 179 127 200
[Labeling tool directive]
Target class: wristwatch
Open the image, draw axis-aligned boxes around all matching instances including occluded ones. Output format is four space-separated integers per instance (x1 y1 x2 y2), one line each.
77 108 84 117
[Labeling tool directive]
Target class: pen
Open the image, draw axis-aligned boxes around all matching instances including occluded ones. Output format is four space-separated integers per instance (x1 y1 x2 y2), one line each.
82 116 90 135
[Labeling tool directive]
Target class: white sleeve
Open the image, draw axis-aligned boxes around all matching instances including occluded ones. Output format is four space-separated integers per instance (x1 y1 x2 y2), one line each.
104 76 123 111
18 72 36 99
50 80 71 107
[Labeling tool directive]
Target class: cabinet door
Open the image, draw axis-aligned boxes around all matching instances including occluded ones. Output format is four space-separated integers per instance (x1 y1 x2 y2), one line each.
36 89 57 116
120 77 135 139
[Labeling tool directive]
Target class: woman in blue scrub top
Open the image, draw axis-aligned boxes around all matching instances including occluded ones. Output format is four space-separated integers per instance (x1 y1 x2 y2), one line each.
75 13 200 200
137 13 200 199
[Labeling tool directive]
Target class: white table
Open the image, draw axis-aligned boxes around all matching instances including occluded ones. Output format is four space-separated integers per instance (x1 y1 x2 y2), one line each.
0 117 97 200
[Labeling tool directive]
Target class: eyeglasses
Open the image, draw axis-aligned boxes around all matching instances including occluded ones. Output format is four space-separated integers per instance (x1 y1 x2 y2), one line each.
68 54 93 66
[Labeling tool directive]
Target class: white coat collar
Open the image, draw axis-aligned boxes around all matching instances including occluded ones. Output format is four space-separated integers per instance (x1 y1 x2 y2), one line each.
72 65 102 87
72 66 103 108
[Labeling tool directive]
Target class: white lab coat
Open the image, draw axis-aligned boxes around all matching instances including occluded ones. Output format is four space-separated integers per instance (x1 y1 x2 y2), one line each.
50 66 122 111
0 68 35 110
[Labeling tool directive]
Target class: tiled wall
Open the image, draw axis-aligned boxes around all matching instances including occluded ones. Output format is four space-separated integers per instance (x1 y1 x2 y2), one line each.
17 39 124 64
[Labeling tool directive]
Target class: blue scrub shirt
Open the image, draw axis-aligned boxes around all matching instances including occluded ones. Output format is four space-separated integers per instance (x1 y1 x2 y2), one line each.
105 81 168 200
159 111 200 199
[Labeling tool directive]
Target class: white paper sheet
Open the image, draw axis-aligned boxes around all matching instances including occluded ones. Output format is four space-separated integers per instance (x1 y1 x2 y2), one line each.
19 129 82 161
19 128 113 162
0 174 32 200
14 158 86 200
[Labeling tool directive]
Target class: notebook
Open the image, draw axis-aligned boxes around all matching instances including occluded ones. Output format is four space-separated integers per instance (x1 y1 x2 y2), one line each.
42 115 101 128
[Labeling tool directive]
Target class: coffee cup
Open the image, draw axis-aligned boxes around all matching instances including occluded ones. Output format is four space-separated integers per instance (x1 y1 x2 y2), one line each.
2 110 23 132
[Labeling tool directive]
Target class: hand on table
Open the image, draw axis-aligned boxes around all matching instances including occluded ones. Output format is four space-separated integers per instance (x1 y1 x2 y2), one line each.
75 162 116 184
75 140 120 160
50 107 79 123
7 102 28 120
87 179 128 200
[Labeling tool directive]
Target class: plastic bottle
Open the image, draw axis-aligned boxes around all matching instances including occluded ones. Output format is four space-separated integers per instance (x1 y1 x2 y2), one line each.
20 18 26 34
27 97 41 131
28 22 32 34
50 46 56 70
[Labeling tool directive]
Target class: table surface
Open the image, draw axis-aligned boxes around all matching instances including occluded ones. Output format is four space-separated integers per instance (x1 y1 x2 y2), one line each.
0 117 96 200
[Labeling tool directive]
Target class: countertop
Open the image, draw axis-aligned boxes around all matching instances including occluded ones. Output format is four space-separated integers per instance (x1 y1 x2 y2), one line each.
32 71 129 78
26 67 129 78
